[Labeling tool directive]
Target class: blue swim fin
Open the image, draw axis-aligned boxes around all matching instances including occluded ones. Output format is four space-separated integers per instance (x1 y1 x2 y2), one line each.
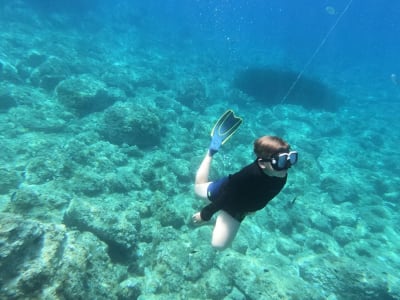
209 109 243 156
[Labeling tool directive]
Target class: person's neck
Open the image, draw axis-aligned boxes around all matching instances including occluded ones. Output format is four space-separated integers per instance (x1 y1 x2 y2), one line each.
263 169 287 178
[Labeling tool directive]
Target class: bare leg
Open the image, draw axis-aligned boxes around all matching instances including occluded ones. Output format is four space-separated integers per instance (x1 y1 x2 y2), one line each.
195 152 212 184
211 210 240 250
194 152 213 198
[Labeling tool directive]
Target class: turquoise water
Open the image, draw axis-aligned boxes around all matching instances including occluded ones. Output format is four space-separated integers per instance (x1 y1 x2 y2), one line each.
0 1 399 299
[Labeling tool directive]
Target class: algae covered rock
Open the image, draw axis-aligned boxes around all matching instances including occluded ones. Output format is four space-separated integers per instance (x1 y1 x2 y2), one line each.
298 255 398 299
0 168 20 194
0 213 124 299
276 237 302 256
5 185 71 223
56 74 124 116
154 240 216 282
29 55 69 90
176 77 208 110
24 51 48 68
101 101 162 147
63 196 141 260
0 83 18 111
11 104 69 133
0 59 19 83
332 225 356 246
24 155 66 184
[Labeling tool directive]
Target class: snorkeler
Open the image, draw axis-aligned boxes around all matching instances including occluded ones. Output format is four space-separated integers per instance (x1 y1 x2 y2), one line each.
193 110 298 250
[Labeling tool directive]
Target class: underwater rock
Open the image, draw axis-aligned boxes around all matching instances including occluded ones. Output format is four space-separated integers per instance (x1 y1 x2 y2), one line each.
62 138 144 195
0 59 20 83
0 85 18 112
320 175 358 204
70 170 106 196
169 158 192 183
7 186 40 211
176 77 208 111
63 196 141 262
6 185 71 223
0 213 123 299
156 203 185 229
306 237 330 254
324 204 358 228
56 75 124 116
25 51 48 68
29 56 70 91
0 168 21 194
332 225 356 246
233 67 344 111
308 211 333 234
0 83 41 107
196 268 232 299
224 287 246 300
105 166 144 194
118 277 142 299
276 214 295 235
139 218 174 244
101 66 138 97
101 101 162 147
12 104 69 133
24 155 64 184
345 239 376 258
276 237 302 256
74 167 142 196
153 240 216 282
218 254 307 299
360 212 386 233
298 255 397 300
0 83 68 131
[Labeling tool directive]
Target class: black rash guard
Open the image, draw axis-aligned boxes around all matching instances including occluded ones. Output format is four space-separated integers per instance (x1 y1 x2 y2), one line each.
200 160 287 222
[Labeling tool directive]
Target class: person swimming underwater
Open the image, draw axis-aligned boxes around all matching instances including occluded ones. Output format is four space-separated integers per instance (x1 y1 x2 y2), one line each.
193 110 298 250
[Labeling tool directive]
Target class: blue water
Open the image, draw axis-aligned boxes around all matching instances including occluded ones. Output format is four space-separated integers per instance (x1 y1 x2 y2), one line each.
1 1 399 299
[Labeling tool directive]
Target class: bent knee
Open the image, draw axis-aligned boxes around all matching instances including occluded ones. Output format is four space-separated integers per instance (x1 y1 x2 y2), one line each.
211 240 230 251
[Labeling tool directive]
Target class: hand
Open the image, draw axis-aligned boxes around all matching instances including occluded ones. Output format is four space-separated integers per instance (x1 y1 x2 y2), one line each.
192 212 206 225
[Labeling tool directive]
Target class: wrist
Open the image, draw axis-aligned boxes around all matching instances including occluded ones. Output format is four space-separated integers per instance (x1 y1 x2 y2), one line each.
200 209 211 221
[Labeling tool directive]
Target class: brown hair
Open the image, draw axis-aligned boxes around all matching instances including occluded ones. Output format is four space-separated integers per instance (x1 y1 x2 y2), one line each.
254 136 290 158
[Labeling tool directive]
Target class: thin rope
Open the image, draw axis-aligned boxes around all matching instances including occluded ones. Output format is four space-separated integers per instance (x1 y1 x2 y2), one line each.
281 0 354 104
